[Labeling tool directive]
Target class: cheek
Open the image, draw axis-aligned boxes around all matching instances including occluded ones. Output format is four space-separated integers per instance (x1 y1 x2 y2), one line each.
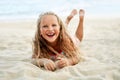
57 27 60 32
58 28 61 34
58 29 60 34
40 28 45 35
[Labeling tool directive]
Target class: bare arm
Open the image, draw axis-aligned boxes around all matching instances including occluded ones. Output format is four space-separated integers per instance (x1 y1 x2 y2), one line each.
31 58 47 67
68 55 80 65
31 58 56 71
55 54 80 68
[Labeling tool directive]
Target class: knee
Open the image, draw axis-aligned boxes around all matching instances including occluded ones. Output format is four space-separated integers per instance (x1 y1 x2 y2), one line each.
76 32 83 42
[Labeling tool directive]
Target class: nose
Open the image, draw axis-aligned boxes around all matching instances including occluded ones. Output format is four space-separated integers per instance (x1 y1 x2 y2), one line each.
48 26 53 31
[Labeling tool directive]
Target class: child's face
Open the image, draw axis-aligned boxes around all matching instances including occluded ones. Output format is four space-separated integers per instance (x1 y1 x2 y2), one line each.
40 15 60 44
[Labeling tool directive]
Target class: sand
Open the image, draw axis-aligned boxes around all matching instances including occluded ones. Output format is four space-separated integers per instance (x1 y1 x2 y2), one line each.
0 18 120 80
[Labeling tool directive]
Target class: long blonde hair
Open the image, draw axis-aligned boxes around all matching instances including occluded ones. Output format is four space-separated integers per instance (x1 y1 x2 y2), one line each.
32 12 80 59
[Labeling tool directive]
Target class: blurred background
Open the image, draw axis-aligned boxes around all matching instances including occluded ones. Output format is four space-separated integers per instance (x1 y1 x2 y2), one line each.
0 0 120 20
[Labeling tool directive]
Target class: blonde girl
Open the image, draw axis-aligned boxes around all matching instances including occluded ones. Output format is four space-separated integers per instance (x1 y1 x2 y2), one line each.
32 9 85 71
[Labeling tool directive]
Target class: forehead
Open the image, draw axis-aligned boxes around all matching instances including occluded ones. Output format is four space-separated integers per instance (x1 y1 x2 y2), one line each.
41 15 58 23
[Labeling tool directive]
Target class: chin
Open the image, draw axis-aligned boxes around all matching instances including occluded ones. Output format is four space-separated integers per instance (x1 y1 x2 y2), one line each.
47 40 56 43
47 39 57 43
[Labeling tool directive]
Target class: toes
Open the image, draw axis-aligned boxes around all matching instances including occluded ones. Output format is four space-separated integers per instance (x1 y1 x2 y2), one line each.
79 9 85 17
71 9 77 16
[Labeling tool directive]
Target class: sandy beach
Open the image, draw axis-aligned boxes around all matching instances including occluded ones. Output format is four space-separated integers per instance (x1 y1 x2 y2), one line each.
0 17 120 80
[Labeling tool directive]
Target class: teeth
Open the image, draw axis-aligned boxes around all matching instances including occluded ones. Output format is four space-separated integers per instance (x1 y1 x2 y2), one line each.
47 33 54 35
47 33 55 36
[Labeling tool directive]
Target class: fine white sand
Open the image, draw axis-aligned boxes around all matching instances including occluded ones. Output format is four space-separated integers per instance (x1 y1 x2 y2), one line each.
0 17 120 80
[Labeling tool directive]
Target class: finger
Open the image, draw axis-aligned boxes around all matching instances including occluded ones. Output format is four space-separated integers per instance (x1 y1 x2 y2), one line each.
59 64 65 68
44 63 53 71
44 64 49 70
49 63 55 71
57 59 64 64
59 60 69 66
58 62 66 68
59 61 65 66
48 61 56 71
47 65 52 71
46 64 53 71
56 57 62 60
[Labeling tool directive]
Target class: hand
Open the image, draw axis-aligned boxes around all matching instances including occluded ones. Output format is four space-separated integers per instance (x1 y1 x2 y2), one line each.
55 57 69 69
43 59 56 71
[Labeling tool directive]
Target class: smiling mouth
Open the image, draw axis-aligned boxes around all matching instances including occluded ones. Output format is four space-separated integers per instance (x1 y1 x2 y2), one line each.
47 33 55 37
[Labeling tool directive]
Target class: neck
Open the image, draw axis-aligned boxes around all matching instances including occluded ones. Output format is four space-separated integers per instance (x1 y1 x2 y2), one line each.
49 41 60 52
49 41 57 47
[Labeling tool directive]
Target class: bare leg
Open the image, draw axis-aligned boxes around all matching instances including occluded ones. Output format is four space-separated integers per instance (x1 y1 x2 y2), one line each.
75 9 85 42
65 9 77 26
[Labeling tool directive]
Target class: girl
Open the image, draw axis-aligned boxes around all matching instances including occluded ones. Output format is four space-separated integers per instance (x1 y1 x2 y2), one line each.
32 9 85 71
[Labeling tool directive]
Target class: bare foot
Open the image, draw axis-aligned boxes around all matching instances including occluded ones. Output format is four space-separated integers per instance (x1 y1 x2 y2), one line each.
79 9 85 19
66 9 77 25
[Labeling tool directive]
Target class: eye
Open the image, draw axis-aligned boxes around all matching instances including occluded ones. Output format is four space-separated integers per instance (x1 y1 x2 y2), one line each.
42 25 48 28
52 24 57 27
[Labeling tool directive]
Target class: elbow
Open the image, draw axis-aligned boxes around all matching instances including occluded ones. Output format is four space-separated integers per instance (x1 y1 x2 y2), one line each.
73 59 79 65
75 56 80 64
70 56 80 65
